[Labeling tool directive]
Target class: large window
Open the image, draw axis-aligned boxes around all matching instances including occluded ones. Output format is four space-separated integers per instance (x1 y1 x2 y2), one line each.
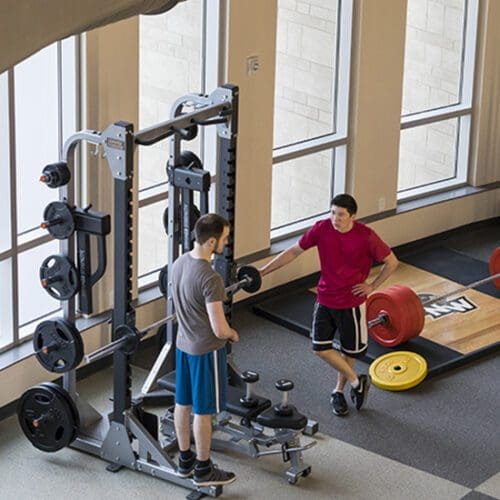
398 0 478 198
0 40 78 352
138 0 217 288
271 0 352 234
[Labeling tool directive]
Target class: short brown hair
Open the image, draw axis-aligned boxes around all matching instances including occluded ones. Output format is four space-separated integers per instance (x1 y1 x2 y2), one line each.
194 213 230 245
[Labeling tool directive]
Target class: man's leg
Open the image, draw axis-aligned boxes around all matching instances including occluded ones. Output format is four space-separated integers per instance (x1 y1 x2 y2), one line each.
193 414 212 461
174 404 192 452
174 349 197 477
191 350 236 487
334 354 356 392
314 349 358 385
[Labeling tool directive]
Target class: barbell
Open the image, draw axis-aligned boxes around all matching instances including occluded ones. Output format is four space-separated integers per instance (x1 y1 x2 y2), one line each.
34 265 262 372
366 247 500 347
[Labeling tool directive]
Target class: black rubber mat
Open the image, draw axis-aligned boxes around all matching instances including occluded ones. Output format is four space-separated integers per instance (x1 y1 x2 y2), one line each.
252 290 462 375
400 246 500 299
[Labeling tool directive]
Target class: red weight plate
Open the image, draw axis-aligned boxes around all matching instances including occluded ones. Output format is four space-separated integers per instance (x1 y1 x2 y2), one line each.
367 285 423 347
489 247 500 289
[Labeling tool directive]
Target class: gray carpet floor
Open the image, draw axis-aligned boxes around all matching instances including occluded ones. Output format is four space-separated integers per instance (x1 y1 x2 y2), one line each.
2 364 498 500
230 308 500 490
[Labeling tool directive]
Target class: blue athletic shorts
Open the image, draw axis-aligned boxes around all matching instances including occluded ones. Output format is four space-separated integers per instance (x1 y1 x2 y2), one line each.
175 346 227 415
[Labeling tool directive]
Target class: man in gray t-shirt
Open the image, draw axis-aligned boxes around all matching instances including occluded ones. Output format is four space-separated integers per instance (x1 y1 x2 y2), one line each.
172 213 239 487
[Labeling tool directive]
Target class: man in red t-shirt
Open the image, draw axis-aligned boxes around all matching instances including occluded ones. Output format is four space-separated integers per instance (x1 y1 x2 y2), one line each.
260 194 398 416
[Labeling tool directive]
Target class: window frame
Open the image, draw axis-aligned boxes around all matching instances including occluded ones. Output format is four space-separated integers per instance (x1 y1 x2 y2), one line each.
137 0 216 291
397 0 479 201
0 39 81 354
271 0 353 238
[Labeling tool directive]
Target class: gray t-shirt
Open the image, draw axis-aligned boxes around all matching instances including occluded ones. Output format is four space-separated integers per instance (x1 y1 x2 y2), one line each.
171 252 227 355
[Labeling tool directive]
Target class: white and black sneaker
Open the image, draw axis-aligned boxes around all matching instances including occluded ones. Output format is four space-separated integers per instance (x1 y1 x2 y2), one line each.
193 461 237 487
330 392 349 416
350 374 371 410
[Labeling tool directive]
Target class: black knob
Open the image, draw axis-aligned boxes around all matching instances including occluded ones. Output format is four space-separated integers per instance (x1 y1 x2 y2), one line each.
241 370 259 384
275 379 294 392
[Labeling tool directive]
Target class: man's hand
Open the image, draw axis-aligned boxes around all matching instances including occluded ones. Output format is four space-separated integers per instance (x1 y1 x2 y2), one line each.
352 282 374 296
229 328 240 343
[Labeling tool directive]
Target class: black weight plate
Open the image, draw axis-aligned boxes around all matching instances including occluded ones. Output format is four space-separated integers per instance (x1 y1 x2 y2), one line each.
180 150 203 169
40 162 71 188
237 265 262 293
17 382 79 452
42 201 75 240
33 319 84 373
158 265 168 297
39 254 80 300
163 204 200 236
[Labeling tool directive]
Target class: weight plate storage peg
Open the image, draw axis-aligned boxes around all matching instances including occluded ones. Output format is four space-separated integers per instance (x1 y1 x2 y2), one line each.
369 351 428 391
33 318 84 373
41 201 75 240
366 285 425 347
17 382 80 452
489 247 500 289
39 254 80 300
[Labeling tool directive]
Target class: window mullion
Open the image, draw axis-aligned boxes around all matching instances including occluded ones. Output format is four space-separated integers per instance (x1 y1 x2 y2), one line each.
8 69 19 346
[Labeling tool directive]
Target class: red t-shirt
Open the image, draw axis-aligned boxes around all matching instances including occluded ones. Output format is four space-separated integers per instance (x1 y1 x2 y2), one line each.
299 220 391 309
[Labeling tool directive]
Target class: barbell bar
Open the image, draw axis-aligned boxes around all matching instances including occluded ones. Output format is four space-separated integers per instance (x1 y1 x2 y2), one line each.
367 272 500 330
35 265 263 372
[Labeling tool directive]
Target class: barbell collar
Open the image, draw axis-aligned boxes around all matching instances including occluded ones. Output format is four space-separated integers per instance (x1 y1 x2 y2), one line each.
367 314 388 329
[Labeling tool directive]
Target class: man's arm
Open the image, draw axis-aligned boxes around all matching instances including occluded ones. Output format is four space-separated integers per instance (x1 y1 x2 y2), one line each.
206 301 239 342
259 243 304 277
352 251 399 296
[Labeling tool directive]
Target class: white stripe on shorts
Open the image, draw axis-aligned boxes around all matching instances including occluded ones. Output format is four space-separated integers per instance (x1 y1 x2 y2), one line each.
213 350 220 414
359 303 368 345
352 307 360 352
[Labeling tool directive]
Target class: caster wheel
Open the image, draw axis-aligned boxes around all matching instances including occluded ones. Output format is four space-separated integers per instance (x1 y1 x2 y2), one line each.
302 467 312 478
287 477 298 485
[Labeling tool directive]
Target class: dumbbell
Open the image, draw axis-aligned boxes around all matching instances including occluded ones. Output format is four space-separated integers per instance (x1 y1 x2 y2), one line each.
239 370 260 408
273 379 295 417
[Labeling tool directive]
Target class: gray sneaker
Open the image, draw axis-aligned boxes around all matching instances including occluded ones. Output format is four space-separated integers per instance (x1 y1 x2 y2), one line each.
330 392 349 416
193 461 237 487
177 454 196 478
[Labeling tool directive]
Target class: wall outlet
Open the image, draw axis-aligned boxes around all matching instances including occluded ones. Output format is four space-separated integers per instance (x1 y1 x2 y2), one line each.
378 197 386 211
247 55 260 75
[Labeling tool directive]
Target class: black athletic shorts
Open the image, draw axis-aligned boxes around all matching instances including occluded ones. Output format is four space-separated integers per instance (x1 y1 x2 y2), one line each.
311 302 368 357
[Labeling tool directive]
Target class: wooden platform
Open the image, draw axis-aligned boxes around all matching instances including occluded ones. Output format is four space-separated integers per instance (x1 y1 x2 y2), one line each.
312 263 499 355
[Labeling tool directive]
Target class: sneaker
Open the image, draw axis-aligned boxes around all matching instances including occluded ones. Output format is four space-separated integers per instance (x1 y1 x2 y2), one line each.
330 392 349 416
177 454 196 478
350 374 371 410
193 461 237 487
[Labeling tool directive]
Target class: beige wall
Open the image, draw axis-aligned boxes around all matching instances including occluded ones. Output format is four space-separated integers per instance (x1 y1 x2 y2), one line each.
470 0 500 186
226 0 277 259
348 0 407 215
1 0 499 408
85 18 140 309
